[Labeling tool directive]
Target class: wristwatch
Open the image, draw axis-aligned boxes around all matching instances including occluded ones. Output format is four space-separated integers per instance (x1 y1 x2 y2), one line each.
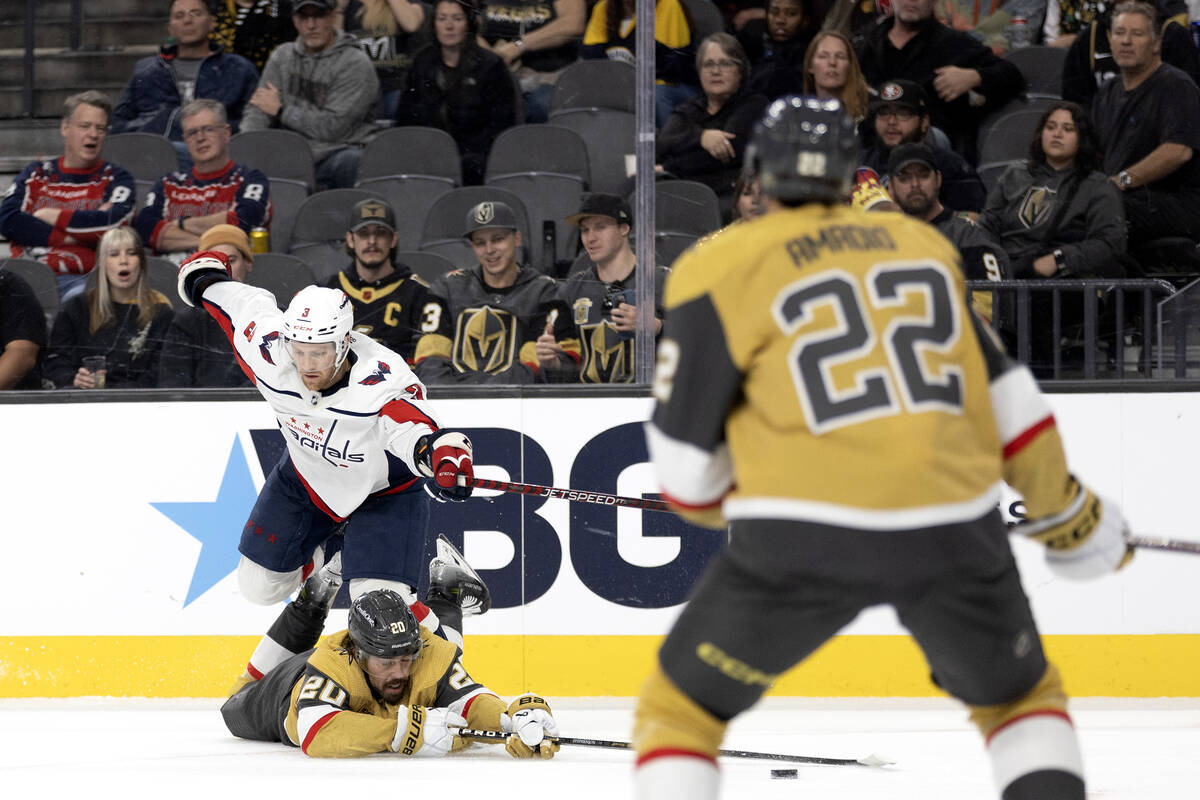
514 38 525 52
1117 170 1133 189
1053 248 1066 271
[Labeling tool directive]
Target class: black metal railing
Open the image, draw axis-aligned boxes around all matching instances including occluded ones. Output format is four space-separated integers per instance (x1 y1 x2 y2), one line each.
966 278 1181 380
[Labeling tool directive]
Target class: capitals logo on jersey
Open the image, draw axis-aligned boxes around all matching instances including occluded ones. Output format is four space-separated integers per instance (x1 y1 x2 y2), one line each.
259 331 280 364
359 361 392 386
452 306 517 374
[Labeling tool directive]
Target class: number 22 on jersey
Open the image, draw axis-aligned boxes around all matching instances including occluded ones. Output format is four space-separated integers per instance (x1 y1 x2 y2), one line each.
772 261 965 435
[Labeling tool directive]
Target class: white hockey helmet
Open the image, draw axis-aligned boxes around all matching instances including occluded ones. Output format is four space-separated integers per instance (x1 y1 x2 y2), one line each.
282 286 354 368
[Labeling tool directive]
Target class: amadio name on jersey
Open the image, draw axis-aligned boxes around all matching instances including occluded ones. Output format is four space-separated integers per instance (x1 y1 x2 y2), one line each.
282 417 364 466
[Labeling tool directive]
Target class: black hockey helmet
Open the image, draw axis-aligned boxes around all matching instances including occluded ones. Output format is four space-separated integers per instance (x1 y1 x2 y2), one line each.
348 589 423 661
749 95 859 205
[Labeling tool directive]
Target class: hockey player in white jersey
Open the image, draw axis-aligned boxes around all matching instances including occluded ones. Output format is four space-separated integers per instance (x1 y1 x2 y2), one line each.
177 249 488 642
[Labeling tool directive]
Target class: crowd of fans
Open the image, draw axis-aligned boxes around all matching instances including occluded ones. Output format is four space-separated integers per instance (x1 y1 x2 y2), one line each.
3 0 1200 390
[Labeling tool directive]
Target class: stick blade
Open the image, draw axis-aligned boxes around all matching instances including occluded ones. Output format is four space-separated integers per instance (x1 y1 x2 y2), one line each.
856 752 895 767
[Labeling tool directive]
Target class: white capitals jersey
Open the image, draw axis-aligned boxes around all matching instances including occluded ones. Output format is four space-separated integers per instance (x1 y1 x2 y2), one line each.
202 281 439 519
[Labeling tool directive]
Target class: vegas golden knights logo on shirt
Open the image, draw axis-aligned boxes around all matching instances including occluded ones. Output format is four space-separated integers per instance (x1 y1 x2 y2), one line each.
580 322 634 383
453 305 517 374
1018 186 1056 229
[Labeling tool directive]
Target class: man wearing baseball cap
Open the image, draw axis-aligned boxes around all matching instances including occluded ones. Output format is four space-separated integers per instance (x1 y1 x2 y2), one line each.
537 193 669 383
888 142 1008 322
860 80 986 213
158 224 256 387
414 201 575 384
324 198 431 363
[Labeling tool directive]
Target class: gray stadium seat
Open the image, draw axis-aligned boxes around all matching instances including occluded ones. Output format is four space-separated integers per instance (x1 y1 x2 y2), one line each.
1004 46 1067 98
550 60 636 114
681 0 726 41
395 250 458 284
485 125 590 273
419 186 533 271
977 160 1024 194
100 132 180 207
1 258 60 327
229 130 317 253
356 127 462 252
265 179 309 254
246 253 317 308
547 108 636 196
976 97 1058 163
288 188 386 281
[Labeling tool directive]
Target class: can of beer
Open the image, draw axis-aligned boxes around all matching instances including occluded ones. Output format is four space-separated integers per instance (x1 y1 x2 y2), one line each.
250 226 270 254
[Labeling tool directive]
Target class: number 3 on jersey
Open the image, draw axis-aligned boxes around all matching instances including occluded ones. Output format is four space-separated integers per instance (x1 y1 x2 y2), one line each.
772 262 964 435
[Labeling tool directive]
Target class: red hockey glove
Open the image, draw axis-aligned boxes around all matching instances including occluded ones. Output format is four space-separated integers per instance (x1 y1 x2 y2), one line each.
416 431 474 502
178 249 232 307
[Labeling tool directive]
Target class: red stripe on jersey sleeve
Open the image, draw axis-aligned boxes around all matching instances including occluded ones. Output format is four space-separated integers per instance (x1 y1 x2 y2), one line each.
202 298 257 385
379 398 436 430
1002 415 1056 460
300 710 341 754
462 693 497 718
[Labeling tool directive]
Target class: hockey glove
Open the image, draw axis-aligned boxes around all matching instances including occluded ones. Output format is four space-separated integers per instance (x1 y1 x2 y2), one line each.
415 431 474 502
1019 483 1134 580
391 705 466 757
502 694 559 759
177 249 232 308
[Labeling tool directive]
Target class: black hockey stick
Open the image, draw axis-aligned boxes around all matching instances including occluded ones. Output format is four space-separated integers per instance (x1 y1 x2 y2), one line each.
455 728 894 767
468 477 672 512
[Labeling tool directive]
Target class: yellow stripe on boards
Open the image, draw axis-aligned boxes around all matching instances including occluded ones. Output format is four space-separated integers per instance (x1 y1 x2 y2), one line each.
2 635 1198 698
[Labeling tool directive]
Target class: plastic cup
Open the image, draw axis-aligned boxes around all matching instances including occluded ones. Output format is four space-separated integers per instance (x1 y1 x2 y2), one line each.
82 355 107 389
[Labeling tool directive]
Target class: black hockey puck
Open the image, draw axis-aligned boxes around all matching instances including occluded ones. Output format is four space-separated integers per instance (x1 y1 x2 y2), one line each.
769 769 799 779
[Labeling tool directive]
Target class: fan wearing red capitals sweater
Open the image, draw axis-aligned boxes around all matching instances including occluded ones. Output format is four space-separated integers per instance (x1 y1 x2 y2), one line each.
177 249 479 643
0 91 136 302
134 99 271 263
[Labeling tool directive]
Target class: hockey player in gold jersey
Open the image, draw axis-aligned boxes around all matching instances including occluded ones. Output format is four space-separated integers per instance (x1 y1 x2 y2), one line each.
633 96 1134 800
221 546 558 759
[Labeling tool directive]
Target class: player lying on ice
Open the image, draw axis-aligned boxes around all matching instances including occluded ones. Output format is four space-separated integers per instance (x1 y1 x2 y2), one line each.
221 569 559 759
177 249 477 644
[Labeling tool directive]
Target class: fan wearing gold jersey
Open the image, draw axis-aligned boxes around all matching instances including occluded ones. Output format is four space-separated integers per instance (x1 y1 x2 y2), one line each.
633 96 1134 800
222 573 558 759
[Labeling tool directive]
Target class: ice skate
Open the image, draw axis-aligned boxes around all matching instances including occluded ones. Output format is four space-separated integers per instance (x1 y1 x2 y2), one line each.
427 535 491 616
293 550 343 616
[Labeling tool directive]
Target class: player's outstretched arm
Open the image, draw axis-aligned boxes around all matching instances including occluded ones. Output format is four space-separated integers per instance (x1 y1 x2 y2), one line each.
177 249 233 308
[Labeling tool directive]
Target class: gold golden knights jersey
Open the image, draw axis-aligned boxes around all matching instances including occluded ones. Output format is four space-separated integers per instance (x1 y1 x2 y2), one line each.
413 265 576 384
647 204 1079 531
281 628 507 757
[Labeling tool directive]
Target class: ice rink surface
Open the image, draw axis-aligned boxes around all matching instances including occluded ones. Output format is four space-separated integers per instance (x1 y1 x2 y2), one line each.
2 697 1196 798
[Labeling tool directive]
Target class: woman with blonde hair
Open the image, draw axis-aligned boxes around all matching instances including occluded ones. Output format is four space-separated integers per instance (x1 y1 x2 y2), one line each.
342 0 431 117
802 30 868 121
45 227 174 388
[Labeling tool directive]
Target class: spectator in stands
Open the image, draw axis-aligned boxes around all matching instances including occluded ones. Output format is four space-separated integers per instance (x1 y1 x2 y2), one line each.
324 198 432 362
980 101 1127 279
1092 1 1200 252
135 99 272 264
213 0 298 72
0 270 46 390
479 0 586 124
44 227 174 389
537 193 666 383
341 0 431 118
980 102 1127 374
395 0 518 185
1062 0 1199 109
241 0 381 190
656 34 770 222
580 0 699 127
1043 0 1106 47
858 79 987 211
855 0 1025 162
0 91 136 302
741 0 819 101
887 143 1008 321
934 0 1049 55
414 201 574 384
801 30 870 121
110 0 259 170
158 224 256 388
732 170 766 220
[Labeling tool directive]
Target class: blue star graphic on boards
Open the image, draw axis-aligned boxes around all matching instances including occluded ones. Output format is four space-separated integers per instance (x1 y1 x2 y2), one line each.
152 436 257 606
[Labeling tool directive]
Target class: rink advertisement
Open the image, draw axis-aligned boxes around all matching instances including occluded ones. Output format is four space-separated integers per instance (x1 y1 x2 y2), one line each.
2 393 1199 698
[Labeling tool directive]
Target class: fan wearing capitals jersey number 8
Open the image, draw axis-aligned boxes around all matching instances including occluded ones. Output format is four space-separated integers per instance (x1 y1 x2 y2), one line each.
177 249 489 648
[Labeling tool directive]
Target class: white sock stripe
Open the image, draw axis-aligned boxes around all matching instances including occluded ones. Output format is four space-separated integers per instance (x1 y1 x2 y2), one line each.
635 756 719 800
247 636 297 678
988 713 1083 794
